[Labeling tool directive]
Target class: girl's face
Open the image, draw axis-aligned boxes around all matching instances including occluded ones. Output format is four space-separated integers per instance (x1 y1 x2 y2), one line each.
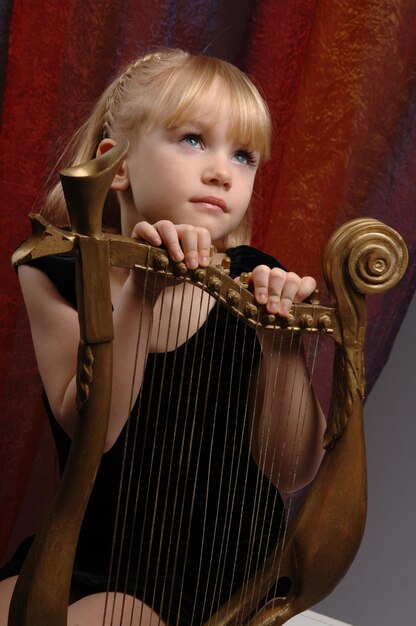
120 78 260 244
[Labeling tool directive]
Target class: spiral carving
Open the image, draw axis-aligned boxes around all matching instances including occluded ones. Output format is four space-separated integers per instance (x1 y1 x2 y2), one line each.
347 229 408 294
324 217 408 297
322 217 408 450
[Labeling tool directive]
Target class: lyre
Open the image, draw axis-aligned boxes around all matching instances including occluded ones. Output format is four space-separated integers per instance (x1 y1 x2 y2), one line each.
9 143 408 626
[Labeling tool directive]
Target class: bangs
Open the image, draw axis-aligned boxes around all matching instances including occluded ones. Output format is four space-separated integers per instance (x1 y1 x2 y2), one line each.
143 56 271 160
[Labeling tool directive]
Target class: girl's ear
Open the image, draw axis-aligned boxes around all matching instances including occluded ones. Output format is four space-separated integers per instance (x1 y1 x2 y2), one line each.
96 138 130 190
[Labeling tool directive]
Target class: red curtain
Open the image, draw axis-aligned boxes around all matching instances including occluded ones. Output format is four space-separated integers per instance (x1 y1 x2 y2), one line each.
1 0 415 561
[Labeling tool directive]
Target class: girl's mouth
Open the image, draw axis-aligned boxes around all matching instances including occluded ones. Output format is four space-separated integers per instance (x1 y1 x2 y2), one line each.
191 196 228 213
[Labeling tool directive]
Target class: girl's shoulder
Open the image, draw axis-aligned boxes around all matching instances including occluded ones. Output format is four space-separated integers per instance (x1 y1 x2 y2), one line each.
226 245 286 278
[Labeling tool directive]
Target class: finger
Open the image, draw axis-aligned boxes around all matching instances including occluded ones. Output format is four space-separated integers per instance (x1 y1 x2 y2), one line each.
131 221 162 247
278 272 302 316
250 265 284 313
293 276 317 303
265 267 289 314
176 225 199 269
154 220 184 262
196 227 212 267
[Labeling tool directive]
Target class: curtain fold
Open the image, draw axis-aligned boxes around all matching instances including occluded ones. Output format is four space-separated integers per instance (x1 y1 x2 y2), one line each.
1 0 415 561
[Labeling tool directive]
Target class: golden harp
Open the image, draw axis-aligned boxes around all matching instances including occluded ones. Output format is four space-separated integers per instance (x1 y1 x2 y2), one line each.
9 142 408 626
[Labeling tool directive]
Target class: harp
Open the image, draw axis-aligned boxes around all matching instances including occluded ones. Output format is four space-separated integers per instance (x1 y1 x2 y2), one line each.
9 143 408 626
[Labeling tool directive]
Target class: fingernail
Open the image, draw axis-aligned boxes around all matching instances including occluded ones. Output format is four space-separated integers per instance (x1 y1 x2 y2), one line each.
171 248 183 261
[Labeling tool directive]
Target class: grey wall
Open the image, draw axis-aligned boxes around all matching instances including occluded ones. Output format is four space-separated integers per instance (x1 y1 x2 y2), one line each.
315 292 416 625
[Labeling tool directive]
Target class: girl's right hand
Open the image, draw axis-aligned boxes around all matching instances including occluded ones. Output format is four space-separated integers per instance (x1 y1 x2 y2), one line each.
131 220 212 270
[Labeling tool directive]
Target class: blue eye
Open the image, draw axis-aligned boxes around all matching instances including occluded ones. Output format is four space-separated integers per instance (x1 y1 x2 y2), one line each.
181 133 203 149
233 149 258 166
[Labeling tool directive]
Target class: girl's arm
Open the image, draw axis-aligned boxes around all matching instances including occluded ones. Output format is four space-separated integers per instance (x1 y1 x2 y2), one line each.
18 264 156 451
248 265 326 493
252 330 326 493
18 221 212 451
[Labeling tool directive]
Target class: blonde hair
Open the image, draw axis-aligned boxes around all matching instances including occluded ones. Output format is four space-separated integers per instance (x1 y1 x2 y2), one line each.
43 49 272 246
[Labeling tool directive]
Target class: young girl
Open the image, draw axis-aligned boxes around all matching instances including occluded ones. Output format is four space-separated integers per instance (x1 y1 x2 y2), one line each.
0 49 325 626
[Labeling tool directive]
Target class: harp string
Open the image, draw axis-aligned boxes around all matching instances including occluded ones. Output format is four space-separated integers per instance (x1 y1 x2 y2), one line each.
211 283 273 624
202 286 282 623
99 260 320 626
103 261 159 625
232 322 290 619
133 277 192 619
182 294 236 622
105 264 177 624
251 327 321 616
188 298 229 625
202 298 249 620
103 272 156 624
210 286 271 622
211 313 255 618
278 328 321 533
277 329 321 516
260 330 322 621
121 270 181 625
118 274 218 620
129 284 189 619
245 329 285 616
288 330 321 494
169 294 224 611
159 284 215 621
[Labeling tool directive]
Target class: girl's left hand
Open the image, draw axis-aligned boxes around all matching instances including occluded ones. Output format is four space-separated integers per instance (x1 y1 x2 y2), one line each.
247 265 316 318
131 220 212 269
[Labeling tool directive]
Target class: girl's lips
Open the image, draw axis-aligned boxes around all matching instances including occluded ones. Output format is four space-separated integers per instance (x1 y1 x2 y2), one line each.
191 196 228 212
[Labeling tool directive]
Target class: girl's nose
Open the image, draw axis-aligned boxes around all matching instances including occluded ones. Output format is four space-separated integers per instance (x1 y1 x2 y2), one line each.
202 156 231 189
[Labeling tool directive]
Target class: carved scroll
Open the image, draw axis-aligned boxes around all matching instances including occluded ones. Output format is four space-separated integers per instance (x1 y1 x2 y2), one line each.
9 144 408 626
